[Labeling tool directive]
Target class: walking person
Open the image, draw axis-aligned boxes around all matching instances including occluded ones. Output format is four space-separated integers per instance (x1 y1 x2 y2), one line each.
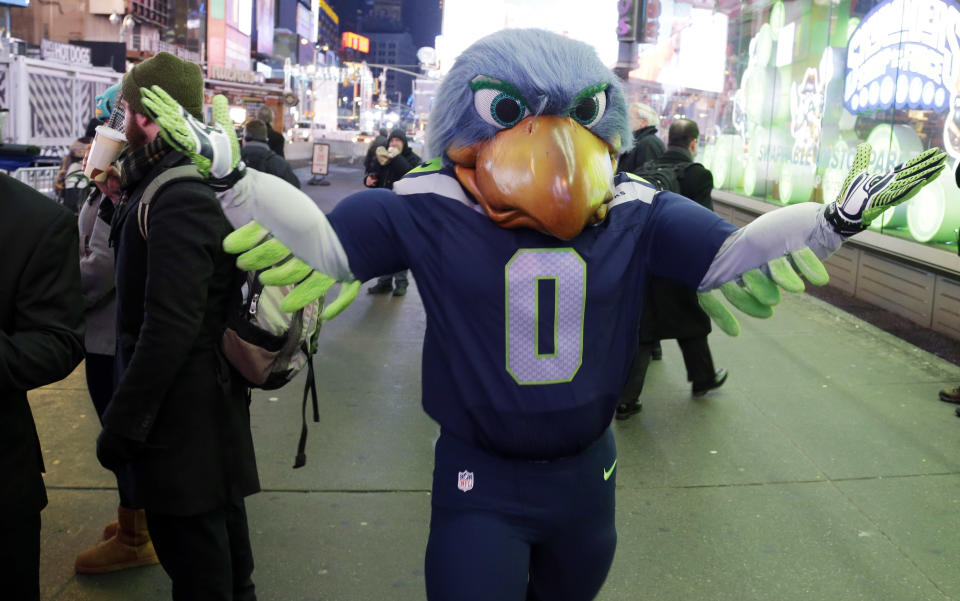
0 173 85 601
617 102 665 175
617 118 727 420
257 106 286 157
94 51 260 600
242 119 301 189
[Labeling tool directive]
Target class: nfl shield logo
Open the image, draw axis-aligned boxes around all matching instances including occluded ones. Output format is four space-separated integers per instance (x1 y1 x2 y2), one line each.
457 470 474 492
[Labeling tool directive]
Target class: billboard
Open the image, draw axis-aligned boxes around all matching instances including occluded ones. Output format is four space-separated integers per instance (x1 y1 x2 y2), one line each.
226 25 251 70
207 0 227 68
341 32 369 54
296 2 314 40
217 0 251 71
843 0 960 113
636 5 727 93
255 0 275 56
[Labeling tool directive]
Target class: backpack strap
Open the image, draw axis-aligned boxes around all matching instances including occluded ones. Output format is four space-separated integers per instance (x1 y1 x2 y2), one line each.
136 164 204 239
293 352 320 469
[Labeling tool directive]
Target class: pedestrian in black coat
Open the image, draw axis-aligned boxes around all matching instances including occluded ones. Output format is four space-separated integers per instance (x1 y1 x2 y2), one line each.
0 174 85 601
618 102 665 175
95 52 261 600
258 106 286 157
616 119 726 420
242 119 301 189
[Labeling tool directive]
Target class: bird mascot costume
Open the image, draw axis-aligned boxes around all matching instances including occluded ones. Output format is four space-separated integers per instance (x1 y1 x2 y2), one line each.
134 28 945 601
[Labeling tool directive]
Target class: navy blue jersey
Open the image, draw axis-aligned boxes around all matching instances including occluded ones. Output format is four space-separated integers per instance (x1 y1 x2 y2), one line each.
326 165 736 459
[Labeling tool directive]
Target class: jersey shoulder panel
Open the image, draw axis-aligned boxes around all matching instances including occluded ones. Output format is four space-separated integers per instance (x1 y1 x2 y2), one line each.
393 162 484 215
609 171 659 209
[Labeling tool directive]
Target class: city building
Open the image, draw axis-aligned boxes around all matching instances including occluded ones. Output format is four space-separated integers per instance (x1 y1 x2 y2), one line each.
367 30 416 106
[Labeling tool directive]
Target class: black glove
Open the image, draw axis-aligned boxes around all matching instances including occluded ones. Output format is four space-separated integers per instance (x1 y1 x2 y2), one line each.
96 428 143 471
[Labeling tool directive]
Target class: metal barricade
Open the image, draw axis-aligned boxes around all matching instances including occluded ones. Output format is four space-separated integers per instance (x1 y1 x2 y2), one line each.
9 166 60 198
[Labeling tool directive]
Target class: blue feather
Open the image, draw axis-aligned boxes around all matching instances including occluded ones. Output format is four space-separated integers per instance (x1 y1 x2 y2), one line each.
425 28 632 162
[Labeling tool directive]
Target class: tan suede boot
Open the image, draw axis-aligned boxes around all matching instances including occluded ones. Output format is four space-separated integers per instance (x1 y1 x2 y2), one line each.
102 520 118 540
75 506 159 574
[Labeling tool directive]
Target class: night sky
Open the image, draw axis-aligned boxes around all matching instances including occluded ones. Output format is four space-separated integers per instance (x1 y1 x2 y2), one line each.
328 0 443 50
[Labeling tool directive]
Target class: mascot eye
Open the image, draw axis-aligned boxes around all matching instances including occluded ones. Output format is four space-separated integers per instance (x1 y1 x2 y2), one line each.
474 88 529 128
570 90 607 128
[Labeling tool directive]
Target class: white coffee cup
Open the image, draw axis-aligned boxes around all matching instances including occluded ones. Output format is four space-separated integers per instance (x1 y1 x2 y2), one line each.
83 125 126 182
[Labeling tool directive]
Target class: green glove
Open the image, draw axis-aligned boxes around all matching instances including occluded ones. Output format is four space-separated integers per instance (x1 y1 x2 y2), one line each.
138 86 241 179
697 247 829 337
224 221 359 318
825 143 947 235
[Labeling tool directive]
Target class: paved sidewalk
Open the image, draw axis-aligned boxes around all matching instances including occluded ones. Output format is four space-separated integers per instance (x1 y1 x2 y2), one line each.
32 165 960 601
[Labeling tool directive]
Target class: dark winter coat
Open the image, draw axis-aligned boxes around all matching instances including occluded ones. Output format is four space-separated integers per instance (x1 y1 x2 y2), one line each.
388 128 422 167
363 135 389 175
0 174 84 521
639 147 716 342
364 145 415 190
242 140 301 189
266 123 286 157
106 150 260 516
618 126 665 175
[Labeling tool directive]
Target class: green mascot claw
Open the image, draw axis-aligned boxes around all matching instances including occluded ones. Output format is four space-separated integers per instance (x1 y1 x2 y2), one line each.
223 221 358 320
260 258 315 286
280 271 336 312
741 269 780 307
768 256 804 293
320 281 361 321
237 238 295 271
697 292 740 337
720 281 774 318
790 248 828 286
223 221 270 254
702 247 831 336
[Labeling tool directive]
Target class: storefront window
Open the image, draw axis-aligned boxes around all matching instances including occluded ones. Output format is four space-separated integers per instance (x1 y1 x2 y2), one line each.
625 0 960 254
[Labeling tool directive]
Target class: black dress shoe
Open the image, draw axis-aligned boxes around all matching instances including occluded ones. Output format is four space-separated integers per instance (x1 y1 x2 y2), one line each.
392 283 408 297
651 346 663 361
692 368 728 397
615 400 642 420
939 387 960 404
367 281 393 294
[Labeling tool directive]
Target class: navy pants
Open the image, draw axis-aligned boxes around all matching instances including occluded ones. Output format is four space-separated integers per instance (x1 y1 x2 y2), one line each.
425 429 618 601
146 498 256 601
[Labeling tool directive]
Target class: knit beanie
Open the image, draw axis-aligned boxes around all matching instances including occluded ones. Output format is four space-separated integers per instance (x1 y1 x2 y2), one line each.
123 52 204 119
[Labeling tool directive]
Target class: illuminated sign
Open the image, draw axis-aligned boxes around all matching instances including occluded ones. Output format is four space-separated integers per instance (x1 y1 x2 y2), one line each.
209 65 264 84
341 32 370 54
40 39 91 67
843 0 960 113
296 3 314 40
616 0 641 42
319 0 338 24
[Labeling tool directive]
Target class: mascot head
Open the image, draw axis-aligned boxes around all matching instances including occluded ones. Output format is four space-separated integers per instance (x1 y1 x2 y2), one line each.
426 29 632 240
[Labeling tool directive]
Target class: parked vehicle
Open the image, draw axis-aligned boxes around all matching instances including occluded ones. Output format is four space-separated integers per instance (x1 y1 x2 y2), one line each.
287 121 312 142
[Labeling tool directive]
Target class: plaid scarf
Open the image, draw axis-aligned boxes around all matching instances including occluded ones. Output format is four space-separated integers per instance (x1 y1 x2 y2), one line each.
117 136 171 191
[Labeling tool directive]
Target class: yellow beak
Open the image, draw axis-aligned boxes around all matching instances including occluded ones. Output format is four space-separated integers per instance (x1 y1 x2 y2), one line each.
449 116 617 240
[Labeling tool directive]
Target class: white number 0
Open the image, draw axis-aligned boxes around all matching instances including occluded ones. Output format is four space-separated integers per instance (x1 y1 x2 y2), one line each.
505 249 586 385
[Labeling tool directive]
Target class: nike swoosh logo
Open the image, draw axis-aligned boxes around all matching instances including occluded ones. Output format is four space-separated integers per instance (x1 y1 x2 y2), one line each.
603 458 617 481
